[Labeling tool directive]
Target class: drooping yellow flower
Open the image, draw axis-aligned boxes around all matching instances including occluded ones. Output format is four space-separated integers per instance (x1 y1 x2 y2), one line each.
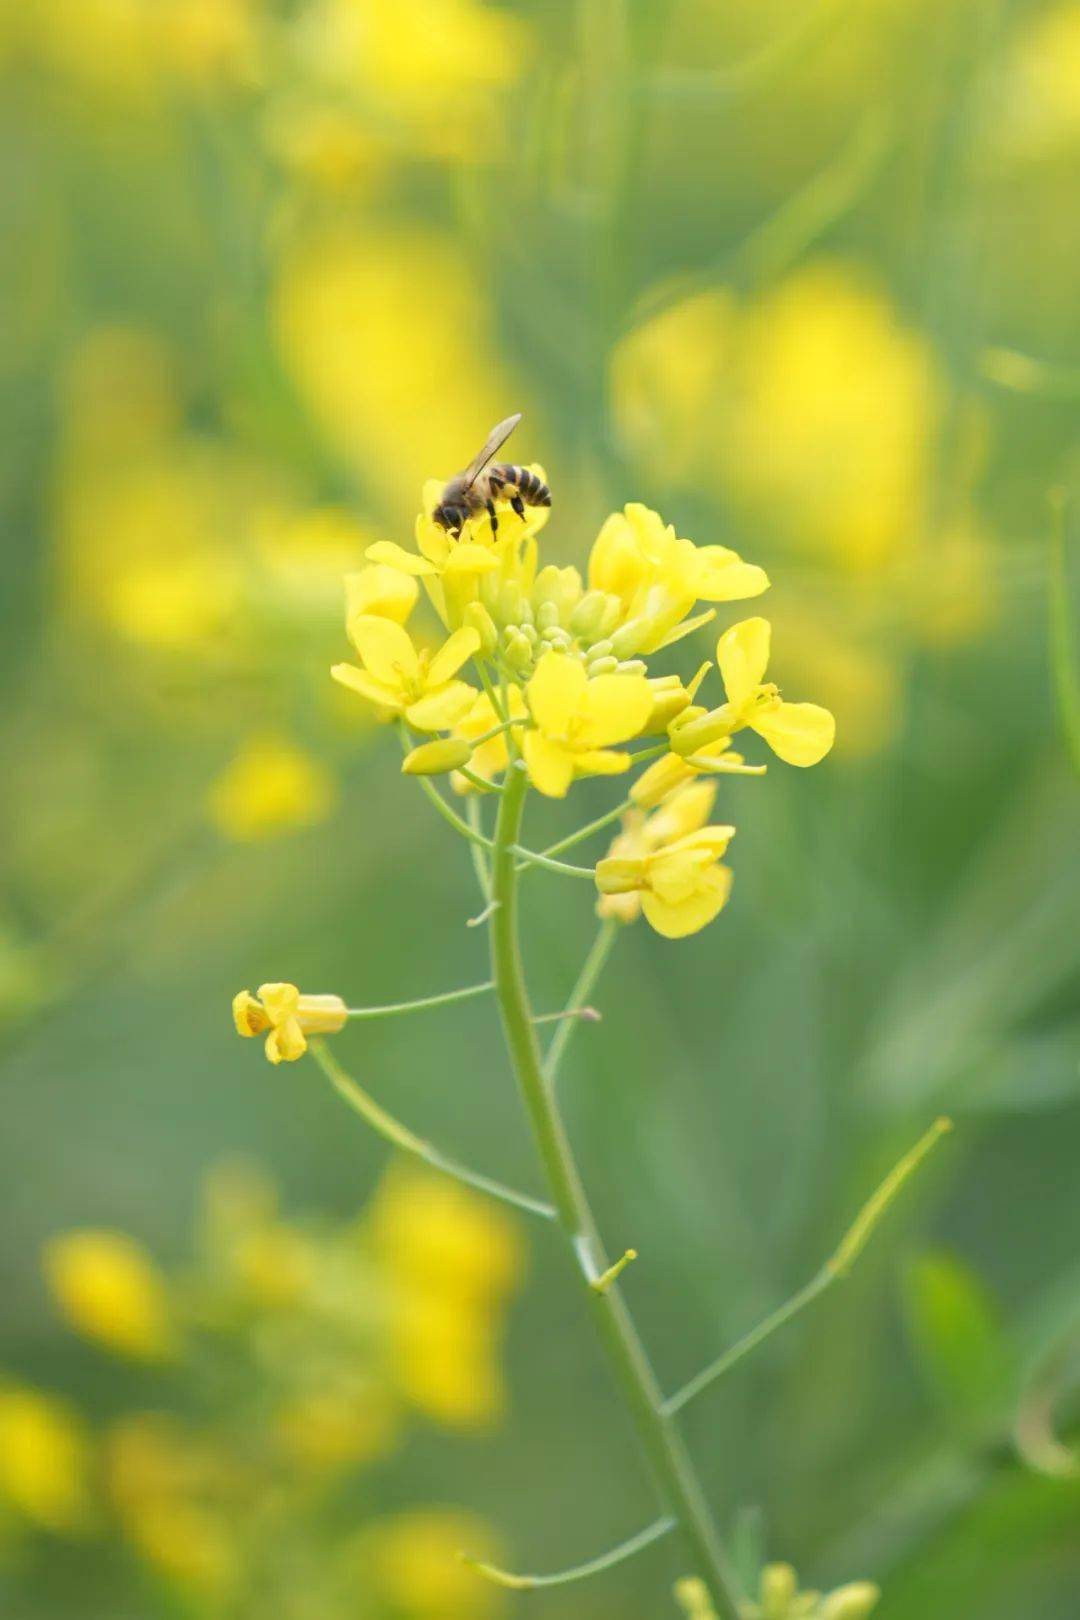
597 781 719 925
232 983 348 1064
0 1385 91 1533
522 649 653 798
331 617 479 729
595 792 735 938
44 1230 174 1361
588 502 769 655
207 735 336 842
672 618 836 767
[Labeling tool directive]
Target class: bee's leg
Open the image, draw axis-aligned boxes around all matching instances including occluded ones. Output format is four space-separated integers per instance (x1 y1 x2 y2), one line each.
510 495 525 518
486 498 498 537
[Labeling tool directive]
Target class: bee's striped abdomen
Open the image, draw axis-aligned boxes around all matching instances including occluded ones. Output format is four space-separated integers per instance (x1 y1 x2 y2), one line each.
493 463 552 507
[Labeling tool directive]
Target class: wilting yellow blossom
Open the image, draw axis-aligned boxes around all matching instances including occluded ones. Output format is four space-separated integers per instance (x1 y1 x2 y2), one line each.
0 1385 91 1533
589 502 768 655
523 650 653 798
596 795 735 939
598 781 719 924
332 618 480 729
672 619 835 767
207 735 335 841
233 983 348 1064
45 1230 174 1361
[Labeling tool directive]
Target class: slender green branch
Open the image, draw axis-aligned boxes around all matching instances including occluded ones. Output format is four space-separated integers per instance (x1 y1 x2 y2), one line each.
465 797 493 901
518 796 632 869
308 1040 555 1222
346 982 494 1020
510 845 596 880
1049 491 1080 779
545 918 619 1084
461 1515 676 1591
487 764 743 1618
413 771 495 849
459 766 504 795
664 1118 953 1415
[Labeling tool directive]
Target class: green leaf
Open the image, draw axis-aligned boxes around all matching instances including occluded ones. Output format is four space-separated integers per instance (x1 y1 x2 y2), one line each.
903 1252 1015 1426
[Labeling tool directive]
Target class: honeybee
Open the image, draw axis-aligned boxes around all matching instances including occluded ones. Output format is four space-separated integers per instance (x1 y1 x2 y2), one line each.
432 412 551 537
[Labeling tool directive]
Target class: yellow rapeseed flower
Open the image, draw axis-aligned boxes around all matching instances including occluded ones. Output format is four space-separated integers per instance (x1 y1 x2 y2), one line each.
672 618 836 767
595 794 735 939
232 983 348 1064
345 562 419 626
631 735 762 809
207 735 336 842
523 649 653 798
588 502 768 655
0 1385 91 1533
450 688 527 792
44 1230 174 1361
331 617 480 729
597 781 719 925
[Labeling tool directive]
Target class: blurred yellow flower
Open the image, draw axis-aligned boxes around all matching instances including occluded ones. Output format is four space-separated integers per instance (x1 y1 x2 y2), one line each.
232 983 348 1064
0 1385 91 1533
332 618 480 729
273 225 516 512
276 1383 399 1474
107 1416 237 1598
523 650 653 798
45 1230 174 1362
999 1 1080 157
207 735 336 842
356 1509 505 1620
370 1167 522 1427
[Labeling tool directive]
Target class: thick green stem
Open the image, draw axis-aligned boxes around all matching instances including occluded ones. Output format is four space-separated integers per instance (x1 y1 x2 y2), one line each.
488 763 743 1617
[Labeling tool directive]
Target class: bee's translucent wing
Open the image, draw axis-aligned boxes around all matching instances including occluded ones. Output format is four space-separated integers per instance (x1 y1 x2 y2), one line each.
462 412 522 488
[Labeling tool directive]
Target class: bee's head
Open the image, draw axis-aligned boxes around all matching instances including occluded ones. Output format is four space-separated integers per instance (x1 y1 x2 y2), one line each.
433 499 465 535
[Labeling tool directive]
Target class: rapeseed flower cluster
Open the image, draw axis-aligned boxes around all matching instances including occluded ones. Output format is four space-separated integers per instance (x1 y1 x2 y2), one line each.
1 1163 516 1620
329 448 834 940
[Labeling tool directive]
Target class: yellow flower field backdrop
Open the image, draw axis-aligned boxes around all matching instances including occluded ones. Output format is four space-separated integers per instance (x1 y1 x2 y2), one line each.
1 1 1079 1617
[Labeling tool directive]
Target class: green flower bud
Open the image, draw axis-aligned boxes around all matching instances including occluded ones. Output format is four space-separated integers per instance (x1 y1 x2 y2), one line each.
536 600 561 632
586 654 619 677
647 675 692 729
497 582 525 625
670 708 731 757
463 601 498 657
761 1564 798 1619
570 589 613 639
401 738 473 776
616 658 647 676
610 616 649 659
818 1584 880 1620
587 637 614 661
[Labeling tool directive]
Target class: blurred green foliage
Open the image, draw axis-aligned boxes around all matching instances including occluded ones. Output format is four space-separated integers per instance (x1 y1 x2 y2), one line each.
1 0 1079 1616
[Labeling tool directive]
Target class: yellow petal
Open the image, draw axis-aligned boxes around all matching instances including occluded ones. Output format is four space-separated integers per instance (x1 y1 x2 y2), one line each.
527 650 587 737
364 541 438 577
716 617 771 709
266 1019 307 1063
346 566 420 624
522 730 575 798
442 543 502 575
576 673 654 747
350 615 419 686
233 990 269 1037
697 549 770 601
426 626 480 687
257 983 300 1025
753 700 836 766
402 738 474 776
330 663 404 714
646 781 717 842
404 682 477 732
642 865 732 938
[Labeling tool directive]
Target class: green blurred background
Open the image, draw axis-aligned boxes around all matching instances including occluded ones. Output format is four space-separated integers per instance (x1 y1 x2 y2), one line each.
2 0 1079 1616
